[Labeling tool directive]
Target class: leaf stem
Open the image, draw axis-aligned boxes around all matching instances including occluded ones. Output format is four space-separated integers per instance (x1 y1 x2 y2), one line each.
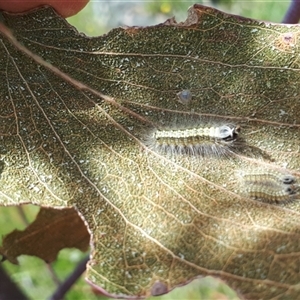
0 264 28 300
282 0 300 23
48 254 90 300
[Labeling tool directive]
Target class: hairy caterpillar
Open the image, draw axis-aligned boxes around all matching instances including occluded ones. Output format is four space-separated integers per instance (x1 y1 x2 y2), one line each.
241 171 299 204
246 184 298 203
145 122 241 157
243 173 296 186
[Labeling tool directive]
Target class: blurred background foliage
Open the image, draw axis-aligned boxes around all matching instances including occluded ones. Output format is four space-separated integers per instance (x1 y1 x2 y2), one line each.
68 0 289 36
0 0 291 299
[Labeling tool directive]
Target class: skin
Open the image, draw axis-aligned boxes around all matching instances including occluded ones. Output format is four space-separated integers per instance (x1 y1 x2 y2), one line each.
0 0 89 18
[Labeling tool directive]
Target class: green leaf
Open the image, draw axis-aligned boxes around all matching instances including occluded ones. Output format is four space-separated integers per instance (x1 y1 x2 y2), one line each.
0 4 300 299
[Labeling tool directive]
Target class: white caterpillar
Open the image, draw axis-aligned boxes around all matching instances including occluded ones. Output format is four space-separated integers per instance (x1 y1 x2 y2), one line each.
246 184 298 204
243 173 296 186
145 121 241 157
241 171 299 204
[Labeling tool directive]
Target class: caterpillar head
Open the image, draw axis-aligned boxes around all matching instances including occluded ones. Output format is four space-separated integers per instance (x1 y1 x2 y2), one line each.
219 125 241 141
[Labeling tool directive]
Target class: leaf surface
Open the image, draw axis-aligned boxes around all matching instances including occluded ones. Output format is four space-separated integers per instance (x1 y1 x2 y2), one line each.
0 4 300 299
